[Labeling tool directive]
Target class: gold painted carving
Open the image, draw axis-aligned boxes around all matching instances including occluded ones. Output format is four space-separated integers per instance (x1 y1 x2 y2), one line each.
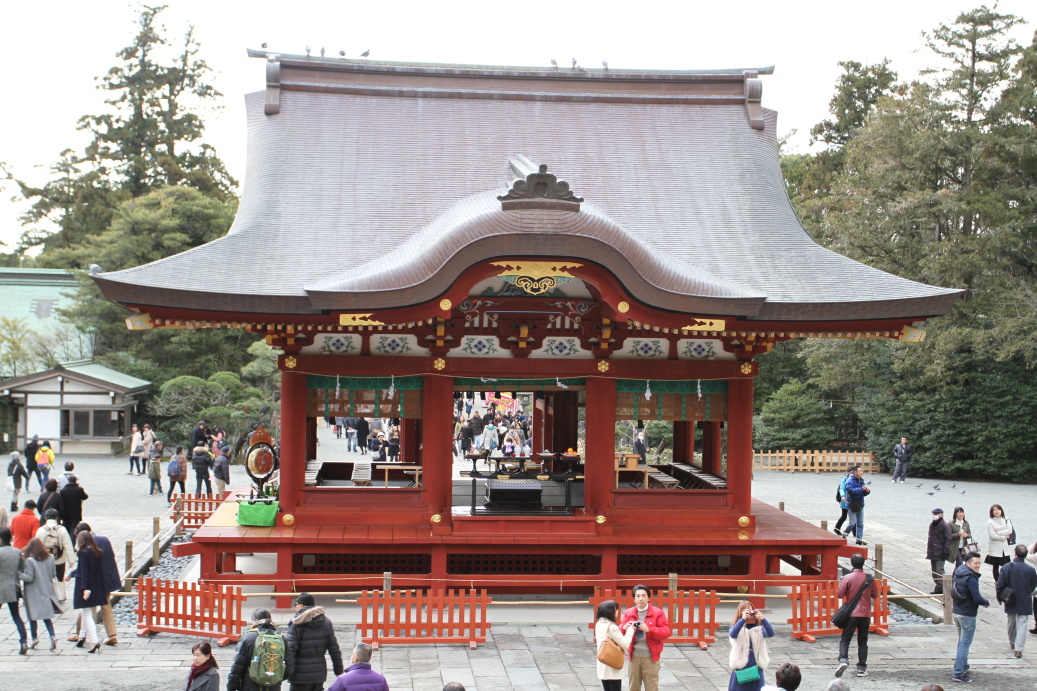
433 357 446 371
738 516 750 527
492 261 581 280
439 299 452 311
597 360 610 372
617 301 630 314
738 530 749 540
339 313 385 327
284 356 297 369
431 514 443 523
595 515 607 524
125 313 154 331
739 362 752 375
682 318 726 331
281 514 295 526
899 325 927 343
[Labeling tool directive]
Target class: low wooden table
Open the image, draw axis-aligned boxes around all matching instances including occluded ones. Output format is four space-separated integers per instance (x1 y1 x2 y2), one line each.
614 467 650 489
374 463 422 488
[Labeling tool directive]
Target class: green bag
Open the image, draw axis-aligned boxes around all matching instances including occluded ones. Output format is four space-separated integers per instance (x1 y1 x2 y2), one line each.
237 499 279 527
734 665 761 684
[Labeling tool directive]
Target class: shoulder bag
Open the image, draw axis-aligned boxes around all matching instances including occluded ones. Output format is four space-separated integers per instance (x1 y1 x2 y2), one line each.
734 636 761 683
998 564 1015 606
1007 519 1017 545
596 624 624 669
831 574 874 629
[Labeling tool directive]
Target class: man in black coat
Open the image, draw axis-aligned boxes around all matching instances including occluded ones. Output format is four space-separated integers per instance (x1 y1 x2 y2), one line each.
926 508 954 595
354 418 370 456
59 475 88 542
228 608 295 691
995 544 1037 658
633 430 648 464
284 593 343 691
189 421 209 450
23 435 42 490
69 522 121 646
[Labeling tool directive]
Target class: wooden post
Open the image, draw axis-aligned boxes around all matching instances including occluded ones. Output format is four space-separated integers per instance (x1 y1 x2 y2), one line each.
779 501 785 512
383 571 392 592
152 516 161 566
584 377 618 515
278 369 307 515
174 497 184 537
124 541 133 590
668 572 678 595
821 520 828 532
421 374 454 519
726 377 754 515
874 544 884 575
942 574 953 623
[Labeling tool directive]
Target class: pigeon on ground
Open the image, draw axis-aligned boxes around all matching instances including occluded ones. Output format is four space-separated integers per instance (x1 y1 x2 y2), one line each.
551 58 558 67
961 490 966 494
933 484 940 489
926 492 935 496
572 58 578 68
602 60 608 70
306 46 311 56
915 483 923 488
261 42 268 49
951 483 956 488
360 49 370 57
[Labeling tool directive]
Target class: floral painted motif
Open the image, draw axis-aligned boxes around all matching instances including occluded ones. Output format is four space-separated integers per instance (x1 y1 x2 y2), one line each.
319 334 358 354
460 336 500 356
682 340 718 359
543 338 581 357
629 339 665 358
373 335 412 355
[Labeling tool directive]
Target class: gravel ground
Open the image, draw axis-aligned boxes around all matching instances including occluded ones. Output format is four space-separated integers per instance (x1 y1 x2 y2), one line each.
111 536 196 627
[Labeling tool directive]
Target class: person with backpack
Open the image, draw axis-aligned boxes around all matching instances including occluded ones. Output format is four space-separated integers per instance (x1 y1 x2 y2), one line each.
36 479 64 526
995 543 1037 659
34 442 55 488
227 608 295 691
833 553 878 679
167 445 188 505
35 509 75 582
951 551 989 682
833 469 853 538
8 452 30 512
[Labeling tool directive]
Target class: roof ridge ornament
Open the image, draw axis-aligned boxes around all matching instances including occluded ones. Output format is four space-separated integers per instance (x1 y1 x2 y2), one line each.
498 164 583 211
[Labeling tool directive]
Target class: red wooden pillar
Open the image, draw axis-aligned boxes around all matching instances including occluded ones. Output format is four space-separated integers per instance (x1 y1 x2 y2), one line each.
584 378 617 515
702 421 722 474
305 417 317 461
401 418 419 463
672 421 695 464
422 374 453 515
279 370 306 515
726 377 753 515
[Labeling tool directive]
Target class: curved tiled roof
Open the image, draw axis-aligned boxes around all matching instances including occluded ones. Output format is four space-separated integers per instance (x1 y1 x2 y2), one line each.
95 56 960 321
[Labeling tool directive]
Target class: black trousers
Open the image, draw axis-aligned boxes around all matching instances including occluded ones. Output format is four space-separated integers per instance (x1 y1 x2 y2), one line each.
601 680 622 691
839 616 870 668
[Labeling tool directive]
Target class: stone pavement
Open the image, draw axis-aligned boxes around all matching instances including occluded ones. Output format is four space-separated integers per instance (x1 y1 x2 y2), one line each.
1 457 1035 689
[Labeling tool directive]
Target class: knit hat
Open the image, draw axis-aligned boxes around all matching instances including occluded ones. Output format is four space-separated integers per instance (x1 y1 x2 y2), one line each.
295 593 315 606
9 451 19 459
931 508 944 515
221 445 231 454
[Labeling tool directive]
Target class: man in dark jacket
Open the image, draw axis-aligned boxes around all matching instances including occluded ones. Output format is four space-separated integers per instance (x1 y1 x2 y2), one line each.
284 593 343 691
834 553 878 679
343 417 358 453
213 446 231 496
328 643 389 691
891 436 913 483
192 444 214 495
926 508 954 594
59 475 88 542
189 421 209 450
354 418 370 456
228 608 295 691
995 543 1037 658
951 551 989 682
23 435 42 490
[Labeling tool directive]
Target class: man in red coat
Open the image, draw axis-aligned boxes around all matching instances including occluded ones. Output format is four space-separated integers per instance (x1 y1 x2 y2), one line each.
10 500 40 549
834 553 878 679
619 585 672 691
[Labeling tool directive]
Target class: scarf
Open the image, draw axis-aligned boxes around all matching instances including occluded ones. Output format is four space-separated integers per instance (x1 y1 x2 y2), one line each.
186 660 214 690
729 621 769 671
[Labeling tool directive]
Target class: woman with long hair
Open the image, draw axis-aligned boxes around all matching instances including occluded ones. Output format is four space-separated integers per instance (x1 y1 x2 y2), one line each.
186 641 220 691
728 600 773 691
950 507 973 568
17 537 58 651
986 504 1013 581
594 599 635 691
72 530 107 653
36 478 64 525
128 424 145 475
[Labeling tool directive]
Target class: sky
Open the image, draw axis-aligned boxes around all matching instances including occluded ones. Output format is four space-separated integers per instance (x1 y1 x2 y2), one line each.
1 0 1035 251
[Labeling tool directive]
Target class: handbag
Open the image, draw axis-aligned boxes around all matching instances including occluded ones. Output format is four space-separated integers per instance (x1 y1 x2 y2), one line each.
596 630 625 670
831 574 874 629
133 444 145 454
848 497 863 513
734 665 761 683
51 580 67 613
237 489 279 527
1007 520 1017 545
964 541 979 554
5 476 13 492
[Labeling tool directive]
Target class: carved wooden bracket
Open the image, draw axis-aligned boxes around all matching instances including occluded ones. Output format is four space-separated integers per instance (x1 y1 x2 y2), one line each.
265 56 281 115
743 70 763 131
498 164 583 211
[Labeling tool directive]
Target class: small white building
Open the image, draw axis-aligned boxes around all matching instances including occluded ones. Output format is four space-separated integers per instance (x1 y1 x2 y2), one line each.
0 360 150 455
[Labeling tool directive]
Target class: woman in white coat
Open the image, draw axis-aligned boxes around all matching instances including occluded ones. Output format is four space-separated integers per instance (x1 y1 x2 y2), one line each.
594 599 636 691
986 503 1014 582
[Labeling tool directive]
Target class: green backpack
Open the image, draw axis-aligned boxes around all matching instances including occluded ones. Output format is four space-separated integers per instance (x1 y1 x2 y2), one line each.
248 628 287 686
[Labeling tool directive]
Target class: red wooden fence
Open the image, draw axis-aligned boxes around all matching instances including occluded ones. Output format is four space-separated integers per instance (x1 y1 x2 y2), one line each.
136 577 247 646
356 589 492 649
786 578 891 642
171 493 229 531
590 589 722 649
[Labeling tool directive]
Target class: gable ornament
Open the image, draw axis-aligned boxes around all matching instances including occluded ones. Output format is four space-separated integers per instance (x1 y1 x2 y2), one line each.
498 164 583 211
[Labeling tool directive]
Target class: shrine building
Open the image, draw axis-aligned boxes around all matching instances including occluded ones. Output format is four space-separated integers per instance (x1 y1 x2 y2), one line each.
93 52 961 600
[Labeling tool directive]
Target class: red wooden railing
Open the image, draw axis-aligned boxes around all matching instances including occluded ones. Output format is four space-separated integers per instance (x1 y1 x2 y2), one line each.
356 589 492 649
786 578 891 642
136 577 247 646
590 588 722 649
171 492 229 531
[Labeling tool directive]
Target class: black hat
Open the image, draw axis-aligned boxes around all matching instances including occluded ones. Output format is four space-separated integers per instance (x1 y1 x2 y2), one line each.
295 593 315 606
931 508 944 515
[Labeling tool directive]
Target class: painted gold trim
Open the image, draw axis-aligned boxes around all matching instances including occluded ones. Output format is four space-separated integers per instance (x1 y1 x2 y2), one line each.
339 313 386 327
682 318 726 331
491 260 582 279
125 313 154 331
